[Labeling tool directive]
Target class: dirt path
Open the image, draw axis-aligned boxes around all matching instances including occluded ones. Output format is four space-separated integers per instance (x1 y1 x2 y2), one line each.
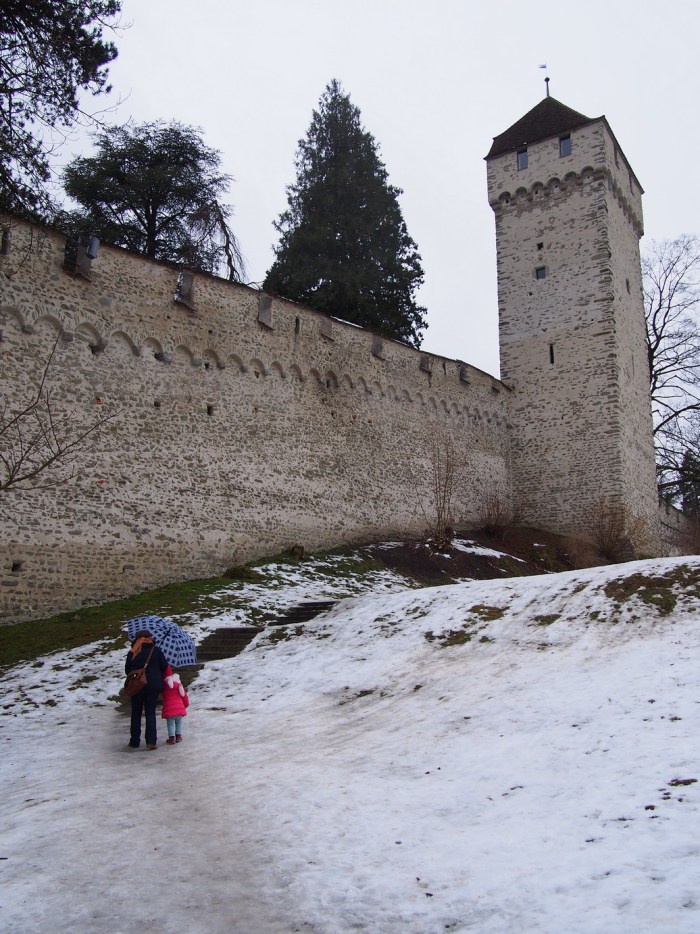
0 705 319 933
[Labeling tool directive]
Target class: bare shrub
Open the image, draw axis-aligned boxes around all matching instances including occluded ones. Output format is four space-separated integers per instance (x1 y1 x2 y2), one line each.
687 518 700 553
565 536 602 569
587 498 650 562
670 516 700 555
421 431 467 550
478 491 522 540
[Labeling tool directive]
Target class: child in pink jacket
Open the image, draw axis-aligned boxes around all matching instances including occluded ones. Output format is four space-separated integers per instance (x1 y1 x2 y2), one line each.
161 665 189 744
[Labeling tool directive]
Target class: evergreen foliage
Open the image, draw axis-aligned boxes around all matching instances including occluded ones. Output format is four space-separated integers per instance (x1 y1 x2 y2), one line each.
0 0 121 218
680 449 700 517
264 80 427 347
62 121 245 280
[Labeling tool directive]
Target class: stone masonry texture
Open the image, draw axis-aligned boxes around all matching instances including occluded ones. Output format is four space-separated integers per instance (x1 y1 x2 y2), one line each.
0 222 510 623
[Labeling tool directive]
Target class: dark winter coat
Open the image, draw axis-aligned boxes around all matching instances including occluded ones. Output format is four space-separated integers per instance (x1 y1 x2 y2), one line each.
124 643 169 691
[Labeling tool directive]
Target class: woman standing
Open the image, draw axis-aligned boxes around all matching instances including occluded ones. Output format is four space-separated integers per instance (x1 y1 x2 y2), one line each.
125 628 168 750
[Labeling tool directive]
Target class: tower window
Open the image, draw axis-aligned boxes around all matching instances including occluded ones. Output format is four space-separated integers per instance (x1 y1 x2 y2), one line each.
517 148 528 170
537 242 544 251
559 134 572 157
626 278 631 294
549 343 555 365
535 266 547 280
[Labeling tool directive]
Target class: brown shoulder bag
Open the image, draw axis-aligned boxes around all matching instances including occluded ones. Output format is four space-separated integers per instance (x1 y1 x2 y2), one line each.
122 645 156 698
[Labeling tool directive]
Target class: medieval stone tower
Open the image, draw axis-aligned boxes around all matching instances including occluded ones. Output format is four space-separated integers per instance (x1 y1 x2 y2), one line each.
486 96 659 542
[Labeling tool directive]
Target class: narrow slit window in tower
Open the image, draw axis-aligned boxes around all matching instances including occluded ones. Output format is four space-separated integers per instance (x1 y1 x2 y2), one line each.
549 343 555 365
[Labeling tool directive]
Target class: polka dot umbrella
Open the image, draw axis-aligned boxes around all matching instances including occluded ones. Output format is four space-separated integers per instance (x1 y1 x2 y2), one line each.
125 615 198 667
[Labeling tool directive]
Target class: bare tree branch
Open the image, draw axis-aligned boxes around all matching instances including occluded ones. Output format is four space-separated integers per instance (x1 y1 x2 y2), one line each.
643 235 700 507
0 335 121 493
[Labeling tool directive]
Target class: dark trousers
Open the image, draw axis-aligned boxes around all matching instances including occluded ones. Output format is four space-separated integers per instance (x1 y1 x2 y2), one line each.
129 688 160 746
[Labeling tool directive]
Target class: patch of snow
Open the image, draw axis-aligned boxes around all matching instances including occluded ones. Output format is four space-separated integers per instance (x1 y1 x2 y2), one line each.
1 555 700 932
451 538 525 560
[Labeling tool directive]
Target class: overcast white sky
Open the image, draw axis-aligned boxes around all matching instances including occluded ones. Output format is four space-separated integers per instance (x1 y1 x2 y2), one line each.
62 0 700 377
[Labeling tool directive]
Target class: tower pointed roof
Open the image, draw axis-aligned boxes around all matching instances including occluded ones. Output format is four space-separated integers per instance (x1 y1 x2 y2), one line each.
486 97 598 159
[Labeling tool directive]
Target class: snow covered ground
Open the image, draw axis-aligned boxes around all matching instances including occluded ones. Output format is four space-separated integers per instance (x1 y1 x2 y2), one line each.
1 550 700 933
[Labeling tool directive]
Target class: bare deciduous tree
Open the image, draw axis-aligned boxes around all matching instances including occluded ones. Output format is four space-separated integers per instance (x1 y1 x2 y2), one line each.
643 234 700 504
0 337 120 493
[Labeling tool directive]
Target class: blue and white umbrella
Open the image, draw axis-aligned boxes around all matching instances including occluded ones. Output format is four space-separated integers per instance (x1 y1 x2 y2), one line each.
125 614 198 667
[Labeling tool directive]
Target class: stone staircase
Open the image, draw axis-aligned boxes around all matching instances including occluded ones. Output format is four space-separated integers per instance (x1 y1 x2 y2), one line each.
195 626 263 663
177 602 337 687
191 601 337 666
267 600 337 626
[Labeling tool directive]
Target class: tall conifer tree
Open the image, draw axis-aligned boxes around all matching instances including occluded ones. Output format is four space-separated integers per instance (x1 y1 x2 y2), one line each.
680 448 700 516
1 0 122 218
264 80 427 347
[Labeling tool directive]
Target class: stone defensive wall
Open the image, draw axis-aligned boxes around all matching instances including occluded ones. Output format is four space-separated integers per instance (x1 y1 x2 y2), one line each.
0 218 511 623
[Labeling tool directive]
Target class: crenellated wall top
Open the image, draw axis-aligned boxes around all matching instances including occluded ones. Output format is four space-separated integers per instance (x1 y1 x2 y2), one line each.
486 117 643 236
0 215 509 425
